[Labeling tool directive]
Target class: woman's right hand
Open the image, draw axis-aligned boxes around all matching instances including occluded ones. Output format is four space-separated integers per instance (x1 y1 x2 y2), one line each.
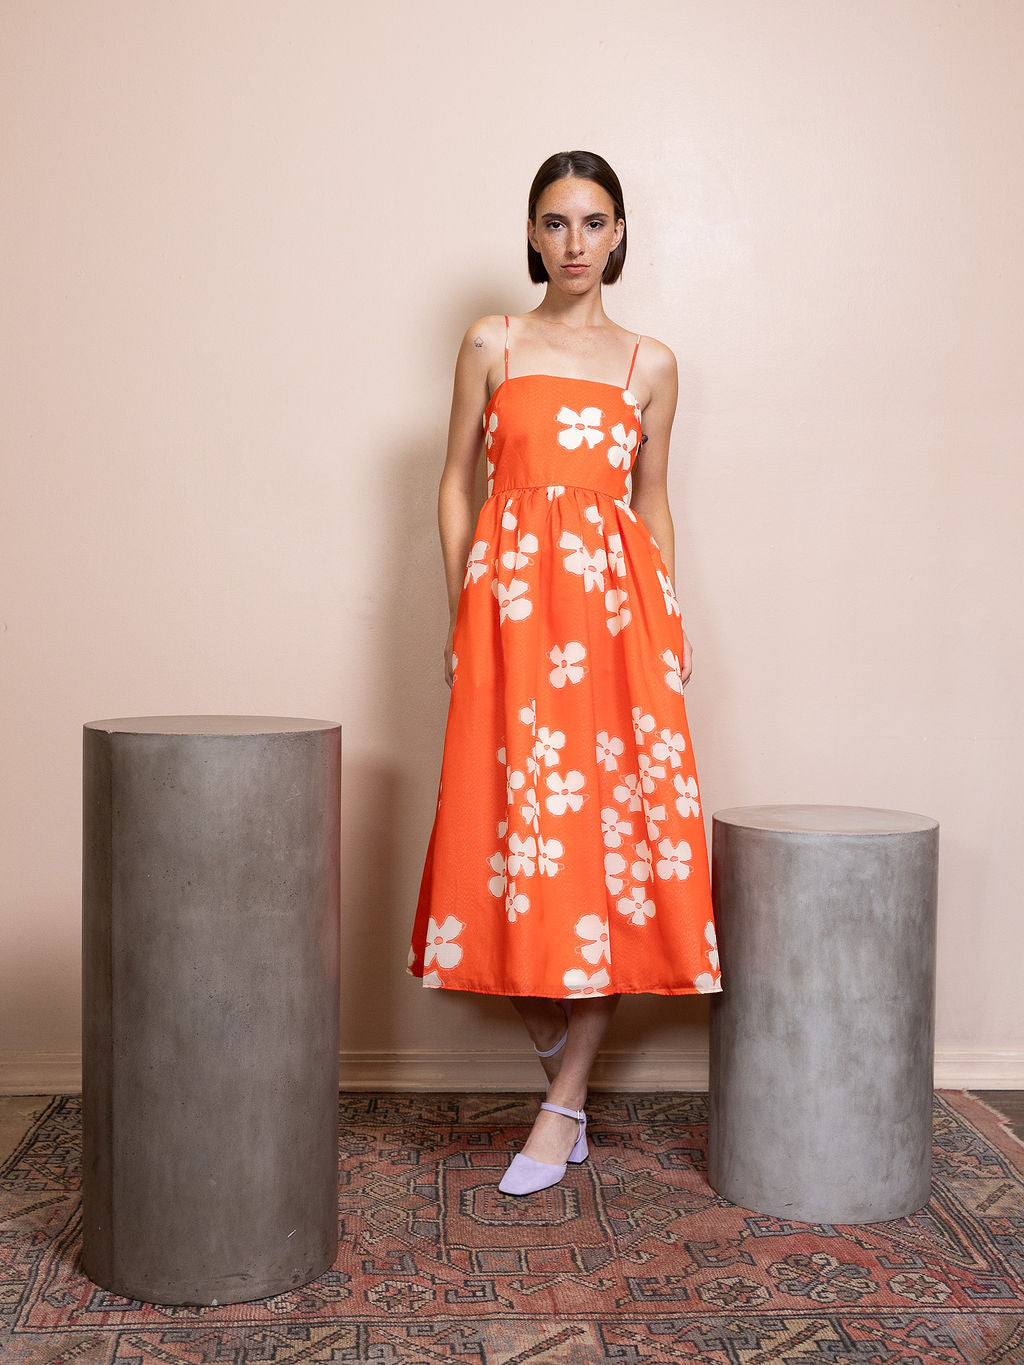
444 624 455 687
437 317 502 664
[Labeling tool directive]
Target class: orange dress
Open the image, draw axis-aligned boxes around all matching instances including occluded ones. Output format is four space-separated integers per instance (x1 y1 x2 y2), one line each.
409 319 720 999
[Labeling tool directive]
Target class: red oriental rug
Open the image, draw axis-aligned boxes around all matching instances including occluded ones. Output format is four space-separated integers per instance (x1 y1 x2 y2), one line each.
1 1090 1023 1362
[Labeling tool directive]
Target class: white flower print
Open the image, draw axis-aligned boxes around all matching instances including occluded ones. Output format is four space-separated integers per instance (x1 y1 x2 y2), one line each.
632 707 656 744
673 773 700 817
496 819 507 838
644 803 666 842
662 649 685 694
604 851 627 894
638 753 666 794
501 506 518 530
608 422 638 470
705 919 720 973
505 767 525 805
622 388 643 423
575 914 611 965
501 531 539 572
492 578 532 624
423 915 464 970
545 770 586 815
631 840 653 884
605 587 631 636
559 531 607 592
526 752 540 781
537 835 564 876
564 967 611 998
549 642 587 688
595 731 624 771
606 533 625 578
422 970 444 989
656 837 693 881
657 568 681 618
546 485 565 500
585 504 605 535
496 746 506 765
505 882 530 923
464 540 490 586
652 729 687 768
483 410 498 449
487 852 507 899
534 726 566 767
694 972 721 993
613 773 643 811
506 832 536 878
486 458 495 497
601 807 632 848
617 887 656 926
615 496 636 521
519 700 536 728
556 405 604 450
521 787 540 831
450 652 458 678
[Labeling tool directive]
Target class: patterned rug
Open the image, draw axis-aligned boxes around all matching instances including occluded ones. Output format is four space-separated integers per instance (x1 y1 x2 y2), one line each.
2 1091 1023 1363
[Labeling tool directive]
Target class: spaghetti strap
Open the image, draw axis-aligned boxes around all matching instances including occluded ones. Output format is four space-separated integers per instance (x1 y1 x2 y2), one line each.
504 315 511 383
625 334 642 389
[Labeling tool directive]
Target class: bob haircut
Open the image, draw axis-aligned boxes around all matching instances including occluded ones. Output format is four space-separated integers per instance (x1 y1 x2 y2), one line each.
527 150 627 286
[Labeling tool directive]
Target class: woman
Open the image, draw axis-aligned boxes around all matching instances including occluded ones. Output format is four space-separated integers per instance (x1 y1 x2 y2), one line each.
409 151 720 1196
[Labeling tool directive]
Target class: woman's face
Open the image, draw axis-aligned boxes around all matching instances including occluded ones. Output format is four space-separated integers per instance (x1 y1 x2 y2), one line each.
528 175 624 290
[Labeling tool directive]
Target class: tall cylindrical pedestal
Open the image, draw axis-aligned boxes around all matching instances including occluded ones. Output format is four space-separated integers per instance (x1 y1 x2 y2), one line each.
82 715 341 1305
708 805 938 1225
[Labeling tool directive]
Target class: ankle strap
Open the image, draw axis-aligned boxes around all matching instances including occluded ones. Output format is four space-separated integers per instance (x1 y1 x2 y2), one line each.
540 1101 584 1122
534 1023 569 1058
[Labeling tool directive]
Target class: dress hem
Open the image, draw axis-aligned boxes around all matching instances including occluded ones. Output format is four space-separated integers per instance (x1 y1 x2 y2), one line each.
408 971 722 999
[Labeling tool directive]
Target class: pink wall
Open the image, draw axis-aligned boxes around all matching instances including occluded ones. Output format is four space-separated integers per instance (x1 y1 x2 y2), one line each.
2 0 1022 1089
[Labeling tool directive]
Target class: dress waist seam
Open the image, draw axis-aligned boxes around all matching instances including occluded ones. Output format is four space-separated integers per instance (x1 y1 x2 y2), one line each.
489 483 625 499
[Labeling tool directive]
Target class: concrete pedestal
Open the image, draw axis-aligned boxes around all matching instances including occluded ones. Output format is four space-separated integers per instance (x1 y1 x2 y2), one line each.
82 715 341 1306
708 804 938 1225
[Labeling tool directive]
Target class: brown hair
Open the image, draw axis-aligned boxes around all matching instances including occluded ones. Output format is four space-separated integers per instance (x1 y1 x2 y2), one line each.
527 150 627 285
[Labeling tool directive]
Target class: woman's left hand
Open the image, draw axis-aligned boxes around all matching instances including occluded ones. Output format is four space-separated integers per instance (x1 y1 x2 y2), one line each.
443 624 455 688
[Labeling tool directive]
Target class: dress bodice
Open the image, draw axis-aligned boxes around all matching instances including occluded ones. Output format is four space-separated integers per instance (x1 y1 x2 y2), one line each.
483 375 643 502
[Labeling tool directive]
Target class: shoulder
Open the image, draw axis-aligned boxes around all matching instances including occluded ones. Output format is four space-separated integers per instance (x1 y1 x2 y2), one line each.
635 334 677 385
622 332 677 414
458 314 507 359
451 316 507 410
452 315 507 396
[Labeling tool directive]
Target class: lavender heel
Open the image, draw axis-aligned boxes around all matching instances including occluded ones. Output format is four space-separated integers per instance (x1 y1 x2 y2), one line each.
497 1102 588 1197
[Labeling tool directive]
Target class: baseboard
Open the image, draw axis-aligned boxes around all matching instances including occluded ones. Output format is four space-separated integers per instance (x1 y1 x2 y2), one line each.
0 1050 710 1095
932 1051 1024 1089
0 1055 83 1095
3 1049 1023 1095
335 1049 712 1092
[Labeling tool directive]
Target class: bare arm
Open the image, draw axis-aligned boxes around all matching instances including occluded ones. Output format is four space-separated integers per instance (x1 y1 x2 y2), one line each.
629 342 693 685
438 316 502 683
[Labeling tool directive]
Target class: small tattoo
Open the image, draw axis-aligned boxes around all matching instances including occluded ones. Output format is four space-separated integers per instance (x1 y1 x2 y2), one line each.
473 336 483 348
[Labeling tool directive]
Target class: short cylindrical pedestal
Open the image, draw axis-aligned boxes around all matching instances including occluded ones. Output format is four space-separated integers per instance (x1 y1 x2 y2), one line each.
708 804 938 1225
82 715 341 1305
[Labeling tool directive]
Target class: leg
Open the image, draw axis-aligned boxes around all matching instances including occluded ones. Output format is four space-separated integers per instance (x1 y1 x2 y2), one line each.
510 995 570 1087
518 996 619 1166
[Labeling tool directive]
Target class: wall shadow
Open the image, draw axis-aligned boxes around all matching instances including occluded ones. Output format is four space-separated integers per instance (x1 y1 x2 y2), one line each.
340 287 513 1063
